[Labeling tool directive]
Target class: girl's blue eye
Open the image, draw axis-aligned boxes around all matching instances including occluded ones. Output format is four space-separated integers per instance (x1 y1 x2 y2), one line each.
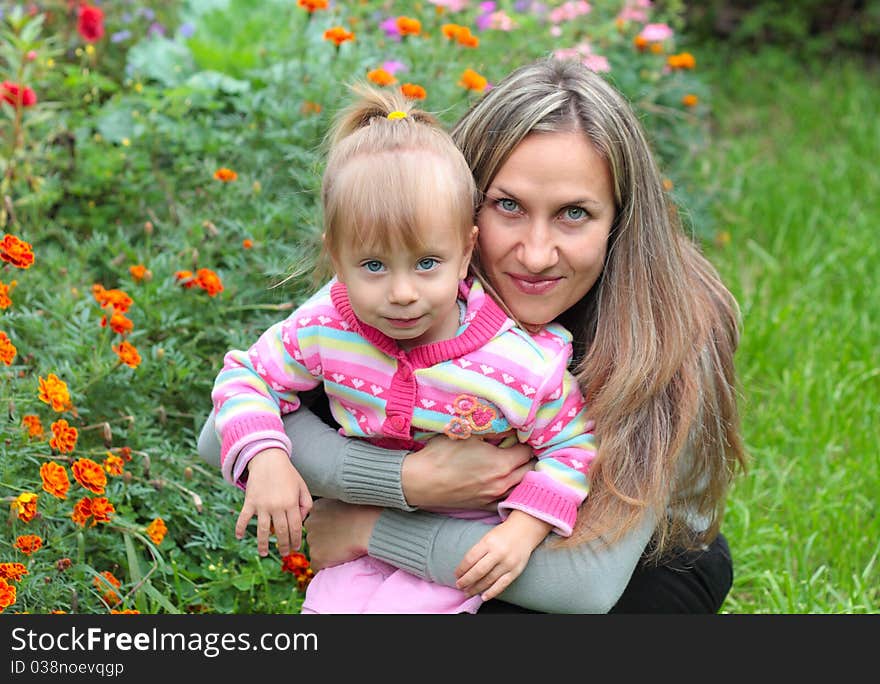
564 206 588 221
363 260 384 273
498 198 519 213
416 257 439 271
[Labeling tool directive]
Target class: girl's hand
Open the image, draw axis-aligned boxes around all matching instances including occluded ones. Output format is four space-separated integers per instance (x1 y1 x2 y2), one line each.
236 448 313 557
304 499 381 571
454 510 551 601
401 434 535 510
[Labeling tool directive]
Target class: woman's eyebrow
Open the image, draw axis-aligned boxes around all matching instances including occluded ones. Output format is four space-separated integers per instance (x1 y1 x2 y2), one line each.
490 185 605 208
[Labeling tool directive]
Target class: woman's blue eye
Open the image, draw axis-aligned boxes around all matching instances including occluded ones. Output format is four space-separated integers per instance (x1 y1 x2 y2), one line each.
363 260 384 273
498 198 519 213
416 257 439 271
564 206 588 221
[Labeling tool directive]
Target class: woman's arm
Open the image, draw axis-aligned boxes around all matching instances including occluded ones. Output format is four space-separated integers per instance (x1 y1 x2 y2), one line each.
198 409 532 510
304 499 656 613
372 511 655 613
198 408 414 509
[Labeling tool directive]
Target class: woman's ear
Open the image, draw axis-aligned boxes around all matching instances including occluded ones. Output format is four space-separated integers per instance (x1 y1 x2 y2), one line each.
459 225 479 279
323 233 344 283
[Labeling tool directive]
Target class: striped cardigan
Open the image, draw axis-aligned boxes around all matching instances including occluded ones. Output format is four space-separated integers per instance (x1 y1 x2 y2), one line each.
212 278 596 536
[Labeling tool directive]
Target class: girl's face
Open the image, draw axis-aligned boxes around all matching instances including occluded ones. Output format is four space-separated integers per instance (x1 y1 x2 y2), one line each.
332 223 476 350
476 130 615 331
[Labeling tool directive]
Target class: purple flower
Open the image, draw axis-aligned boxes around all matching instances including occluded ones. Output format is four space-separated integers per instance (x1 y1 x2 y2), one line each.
379 17 402 41
382 60 408 75
148 22 166 37
137 8 156 21
179 22 195 39
111 30 133 43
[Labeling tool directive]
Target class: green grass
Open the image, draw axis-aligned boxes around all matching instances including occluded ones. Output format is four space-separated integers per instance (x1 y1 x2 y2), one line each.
697 47 880 613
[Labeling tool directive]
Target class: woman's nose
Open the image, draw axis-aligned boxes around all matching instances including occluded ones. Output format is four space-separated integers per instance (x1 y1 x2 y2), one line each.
516 220 559 273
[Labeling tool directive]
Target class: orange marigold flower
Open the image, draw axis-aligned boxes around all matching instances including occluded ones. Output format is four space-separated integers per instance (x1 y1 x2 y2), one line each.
301 101 322 115
297 0 328 12
101 312 134 335
0 279 17 309
400 83 427 100
213 167 238 182
71 497 93 527
367 68 397 87
281 552 311 575
90 497 115 524
51 610 67 614
94 571 121 607
194 268 223 296
634 35 648 51
667 52 696 69
0 578 16 612
442 23 464 40
129 264 150 282
118 446 132 462
0 331 16 366
0 563 28 582
41 461 71 499
146 517 168 545
49 419 78 454
22 414 44 438
92 284 134 314
297 567 314 592
682 93 699 107
442 23 478 47
38 373 73 412
174 270 196 288
323 26 355 47
112 340 141 369
14 534 43 555
56 557 72 571
110 609 140 614
242 238 253 249
0 234 35 269
459 68 488 92
72 457 107 495
396 16 421 36
11 492 38 523
103 453 124 476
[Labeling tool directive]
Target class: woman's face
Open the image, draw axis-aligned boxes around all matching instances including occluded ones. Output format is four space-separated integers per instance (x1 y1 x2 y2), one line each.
476 130 615 331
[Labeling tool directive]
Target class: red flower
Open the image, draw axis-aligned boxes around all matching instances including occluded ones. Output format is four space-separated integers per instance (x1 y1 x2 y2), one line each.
1 82 37 108
77 4 105 43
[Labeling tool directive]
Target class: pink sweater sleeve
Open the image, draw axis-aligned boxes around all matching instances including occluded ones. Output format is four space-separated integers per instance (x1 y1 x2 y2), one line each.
497 341 596 536
211 311 322 486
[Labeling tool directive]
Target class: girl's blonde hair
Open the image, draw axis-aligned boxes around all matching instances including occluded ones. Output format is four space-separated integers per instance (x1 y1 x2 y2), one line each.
453 58 747 558
321 84 477 263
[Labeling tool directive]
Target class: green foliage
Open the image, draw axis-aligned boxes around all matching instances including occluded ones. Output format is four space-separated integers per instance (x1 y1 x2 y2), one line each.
697 46 879 613
1 0 713 614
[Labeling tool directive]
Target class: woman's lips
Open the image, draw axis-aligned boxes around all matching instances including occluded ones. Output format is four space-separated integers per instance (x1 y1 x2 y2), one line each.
506 274 561 295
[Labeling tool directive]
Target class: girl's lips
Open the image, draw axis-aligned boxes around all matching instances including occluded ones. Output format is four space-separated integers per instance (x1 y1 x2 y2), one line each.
507 274 561 295
385 316 423 329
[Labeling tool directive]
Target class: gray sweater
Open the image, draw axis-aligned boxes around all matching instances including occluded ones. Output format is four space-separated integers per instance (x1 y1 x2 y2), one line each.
198 408 653 613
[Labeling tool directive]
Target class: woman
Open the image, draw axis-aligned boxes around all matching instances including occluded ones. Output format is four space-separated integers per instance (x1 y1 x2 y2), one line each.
199 58 746 613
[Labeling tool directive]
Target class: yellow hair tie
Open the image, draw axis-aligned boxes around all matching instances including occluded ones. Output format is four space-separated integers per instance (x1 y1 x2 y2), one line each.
387 110 407 120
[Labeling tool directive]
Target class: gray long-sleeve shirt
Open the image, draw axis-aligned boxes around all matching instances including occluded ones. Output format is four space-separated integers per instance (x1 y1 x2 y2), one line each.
198 408 652 612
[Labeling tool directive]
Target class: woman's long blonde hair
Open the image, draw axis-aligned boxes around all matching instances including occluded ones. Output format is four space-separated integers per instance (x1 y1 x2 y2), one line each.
453 58 747 558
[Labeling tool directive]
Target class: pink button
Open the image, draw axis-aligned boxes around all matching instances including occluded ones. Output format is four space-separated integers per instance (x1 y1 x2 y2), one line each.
389 416 405 431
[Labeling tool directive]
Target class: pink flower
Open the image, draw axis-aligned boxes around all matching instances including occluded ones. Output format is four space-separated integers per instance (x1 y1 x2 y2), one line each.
550 1 591 23
382 60 408 75
428 0 470 11
379 17 402 41
583 54 611 73
639 23 674 42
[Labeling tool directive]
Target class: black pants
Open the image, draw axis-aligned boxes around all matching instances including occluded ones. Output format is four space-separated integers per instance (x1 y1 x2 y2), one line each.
479 532 733 614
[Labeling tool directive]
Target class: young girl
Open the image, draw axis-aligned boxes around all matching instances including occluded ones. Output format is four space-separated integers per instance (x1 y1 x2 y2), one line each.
211 85 596 613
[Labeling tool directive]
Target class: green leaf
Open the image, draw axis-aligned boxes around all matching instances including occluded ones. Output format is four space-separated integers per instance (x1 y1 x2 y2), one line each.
123 532 148 614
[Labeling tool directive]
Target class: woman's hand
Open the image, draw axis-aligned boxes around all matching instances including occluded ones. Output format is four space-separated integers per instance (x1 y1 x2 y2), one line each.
304 499 381 571
401 434 535 510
